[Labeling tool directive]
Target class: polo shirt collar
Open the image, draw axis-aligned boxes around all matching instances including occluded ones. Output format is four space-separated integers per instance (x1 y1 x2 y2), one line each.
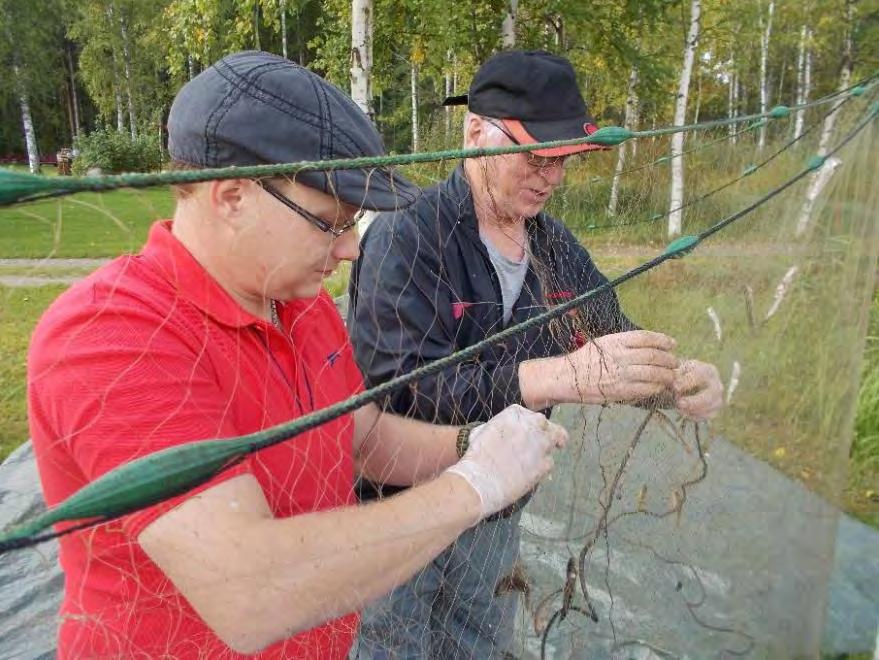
141 220 268 329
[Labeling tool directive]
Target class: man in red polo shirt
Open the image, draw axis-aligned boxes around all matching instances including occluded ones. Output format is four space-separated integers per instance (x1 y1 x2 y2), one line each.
26 52 595 658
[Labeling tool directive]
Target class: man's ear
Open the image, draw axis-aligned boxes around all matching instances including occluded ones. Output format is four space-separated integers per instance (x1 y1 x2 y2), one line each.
464 114 486 149
207 178 250 223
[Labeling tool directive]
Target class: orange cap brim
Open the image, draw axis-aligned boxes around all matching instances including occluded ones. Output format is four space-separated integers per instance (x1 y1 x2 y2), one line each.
503 119 610 157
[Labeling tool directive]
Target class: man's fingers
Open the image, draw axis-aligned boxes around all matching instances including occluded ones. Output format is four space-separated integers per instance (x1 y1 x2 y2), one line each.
677 388 722 420
546 421 568 449
673 361 721 395
625 382 669 400
619 330 677 351
625 364 677 386
621 348 680 370
672 370 703 395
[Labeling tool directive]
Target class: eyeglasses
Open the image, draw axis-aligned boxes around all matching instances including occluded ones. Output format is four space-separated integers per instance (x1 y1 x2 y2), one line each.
258 180 361 238
483 118 568 171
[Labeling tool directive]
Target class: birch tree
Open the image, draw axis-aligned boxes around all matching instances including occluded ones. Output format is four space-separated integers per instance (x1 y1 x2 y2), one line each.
14 65 40 173
668 0 701 238
607 63 639 217
350 0 373 118
0 0 65 172
727 49 739 142
502 0 517 49
66 42 82 138
410 56 420 152
114 3 138 138
757 0 775 149
795 0 855 237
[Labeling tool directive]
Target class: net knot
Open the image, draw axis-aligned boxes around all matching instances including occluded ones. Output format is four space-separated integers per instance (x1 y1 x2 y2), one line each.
664 235 699 259
768 105 791 119
587 126 632 146
806 155 826 171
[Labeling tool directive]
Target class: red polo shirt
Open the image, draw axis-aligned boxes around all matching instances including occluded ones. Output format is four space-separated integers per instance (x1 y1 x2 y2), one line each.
28 221 362 659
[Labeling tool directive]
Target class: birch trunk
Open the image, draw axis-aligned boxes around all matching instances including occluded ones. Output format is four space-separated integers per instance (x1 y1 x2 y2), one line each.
444 72 452 140
281 1 288 59
668 0 701 238
410 61 419 152
502 0 517 49
112 52 125 133
608 64 639 216
350 0 373 118
13 65 40 174
67 46 81 138
758 0 775 149
794 25 806 138
119 12 137 139
727 51 737 140
253 3 261 50
19 92 40 174
795 1 854 237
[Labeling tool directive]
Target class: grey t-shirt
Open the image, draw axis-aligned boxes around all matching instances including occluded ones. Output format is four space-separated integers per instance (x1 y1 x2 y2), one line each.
480 235 530 326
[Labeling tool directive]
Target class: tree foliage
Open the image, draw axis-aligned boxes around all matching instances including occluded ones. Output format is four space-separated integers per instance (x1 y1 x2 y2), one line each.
0 0 874 159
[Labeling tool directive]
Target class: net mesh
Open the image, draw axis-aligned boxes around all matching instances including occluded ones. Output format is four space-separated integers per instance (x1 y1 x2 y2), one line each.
0 83 876 659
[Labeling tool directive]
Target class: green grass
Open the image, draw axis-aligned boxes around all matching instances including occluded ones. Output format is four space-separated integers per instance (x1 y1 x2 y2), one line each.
0 285 67 458
850 292 879 527
0 187 174 257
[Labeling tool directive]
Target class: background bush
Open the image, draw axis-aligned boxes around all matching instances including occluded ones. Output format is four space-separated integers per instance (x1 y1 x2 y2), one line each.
71 129 164 175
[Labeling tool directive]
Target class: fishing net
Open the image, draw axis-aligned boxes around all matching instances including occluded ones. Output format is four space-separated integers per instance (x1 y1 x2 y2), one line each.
0 79 876 659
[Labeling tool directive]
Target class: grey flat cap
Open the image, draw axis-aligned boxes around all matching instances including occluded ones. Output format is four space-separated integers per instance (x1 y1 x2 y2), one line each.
168 51 418 211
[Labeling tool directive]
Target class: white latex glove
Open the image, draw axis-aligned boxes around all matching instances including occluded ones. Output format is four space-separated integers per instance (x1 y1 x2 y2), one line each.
446 404 567 517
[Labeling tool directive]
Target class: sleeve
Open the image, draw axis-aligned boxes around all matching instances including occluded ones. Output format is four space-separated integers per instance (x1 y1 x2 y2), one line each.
28 298 250 539
348 212 522 425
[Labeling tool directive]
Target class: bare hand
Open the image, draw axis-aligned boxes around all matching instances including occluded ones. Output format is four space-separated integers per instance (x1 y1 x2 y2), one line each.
672 359 723 421
446 405 567 517
567 330 679 405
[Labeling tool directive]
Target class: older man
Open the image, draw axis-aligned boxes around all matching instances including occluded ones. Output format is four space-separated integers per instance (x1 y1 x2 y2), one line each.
27 51 569 659
348 50 723 658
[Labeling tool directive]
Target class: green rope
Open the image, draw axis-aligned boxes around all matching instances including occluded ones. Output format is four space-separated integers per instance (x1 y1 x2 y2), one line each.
0 74 875 208
614 118 766 179
0 97 874 555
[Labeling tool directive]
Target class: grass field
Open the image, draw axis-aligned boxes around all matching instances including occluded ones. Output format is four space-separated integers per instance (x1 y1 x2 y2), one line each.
0 187 174 257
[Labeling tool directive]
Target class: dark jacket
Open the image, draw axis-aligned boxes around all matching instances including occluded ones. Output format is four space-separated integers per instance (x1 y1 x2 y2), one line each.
349 164 635 420
348 165 635 499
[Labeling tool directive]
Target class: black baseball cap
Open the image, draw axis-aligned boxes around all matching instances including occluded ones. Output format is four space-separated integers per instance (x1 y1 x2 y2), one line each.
168 51 418 211
444 50 604 156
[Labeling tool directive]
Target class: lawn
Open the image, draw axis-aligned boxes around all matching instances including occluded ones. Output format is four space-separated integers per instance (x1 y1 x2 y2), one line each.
0 285 67 458
0 186 174 257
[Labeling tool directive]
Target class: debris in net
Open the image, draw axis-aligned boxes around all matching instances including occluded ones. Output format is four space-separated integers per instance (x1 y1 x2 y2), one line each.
495 561 531 613
707 307 722 343
635 485 648 512
764 266 799 321
539 557 598 660
743 285 757 328
726 361 741 404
